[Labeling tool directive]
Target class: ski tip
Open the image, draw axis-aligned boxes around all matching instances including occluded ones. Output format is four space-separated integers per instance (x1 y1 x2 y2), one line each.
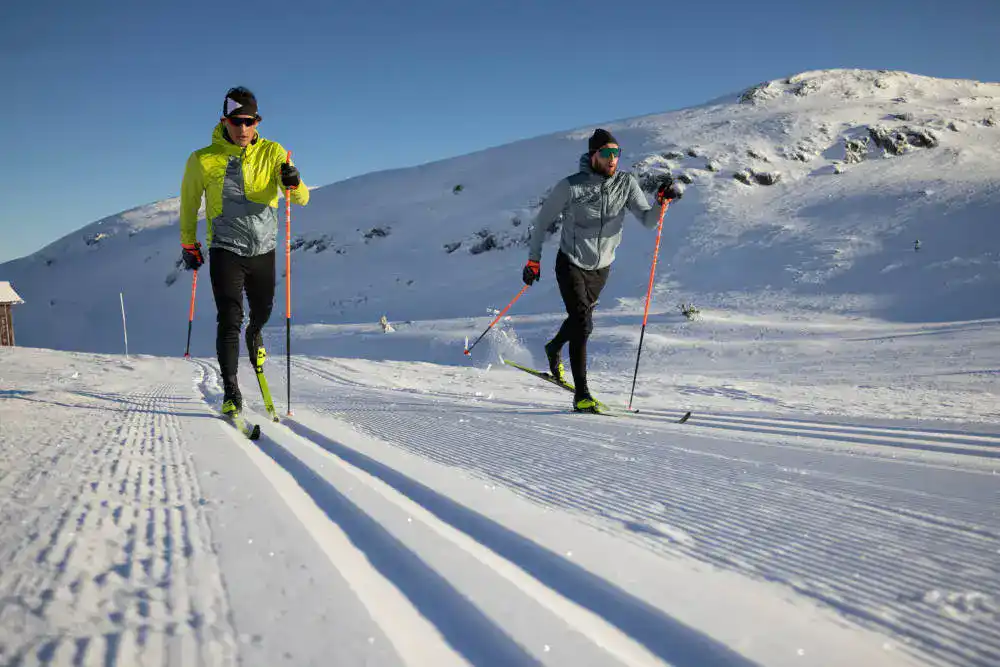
678 411 692 424
249 425 262 440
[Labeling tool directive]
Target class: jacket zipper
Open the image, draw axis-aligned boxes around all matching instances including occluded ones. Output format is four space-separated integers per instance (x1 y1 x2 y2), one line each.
239 146 253 255
595 180 607 269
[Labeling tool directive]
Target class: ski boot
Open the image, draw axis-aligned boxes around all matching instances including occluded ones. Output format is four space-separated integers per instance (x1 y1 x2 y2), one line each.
253 345 267 372
222 373 242 412
544 339 567 386
221 381 259 439
573 392 606 414
247 331 265 371
222 389 243 417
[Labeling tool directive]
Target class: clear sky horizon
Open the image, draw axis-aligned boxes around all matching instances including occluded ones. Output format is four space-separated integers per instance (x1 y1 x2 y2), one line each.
2 0 998 263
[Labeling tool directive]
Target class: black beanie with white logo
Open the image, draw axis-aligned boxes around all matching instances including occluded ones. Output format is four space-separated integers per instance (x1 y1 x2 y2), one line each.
223 86 258 118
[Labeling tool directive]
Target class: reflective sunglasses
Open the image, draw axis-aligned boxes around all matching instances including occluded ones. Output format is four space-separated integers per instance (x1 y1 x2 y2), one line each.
226 116 259 127
597 146 621 159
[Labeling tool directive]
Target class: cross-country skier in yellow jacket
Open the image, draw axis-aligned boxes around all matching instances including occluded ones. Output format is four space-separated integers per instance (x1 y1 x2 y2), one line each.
179 86 309 417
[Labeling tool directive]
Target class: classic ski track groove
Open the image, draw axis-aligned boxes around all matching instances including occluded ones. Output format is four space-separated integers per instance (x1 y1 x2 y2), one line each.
198 361 718 667
194 359 480 667
663 411 1000 446
0 371 238 666
666 415 1000 458
259 425 684 667
292 357 485 403
295 357 999 459
290 356 1000 667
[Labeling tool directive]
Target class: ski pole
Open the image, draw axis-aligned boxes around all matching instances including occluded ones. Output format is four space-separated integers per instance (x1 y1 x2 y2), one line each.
184 270 198 358
627 199 671 411
464 283 529 356
285 151 293 416
120 292 129 360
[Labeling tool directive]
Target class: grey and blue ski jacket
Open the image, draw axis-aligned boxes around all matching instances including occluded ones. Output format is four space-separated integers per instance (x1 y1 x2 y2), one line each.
528 154 661 271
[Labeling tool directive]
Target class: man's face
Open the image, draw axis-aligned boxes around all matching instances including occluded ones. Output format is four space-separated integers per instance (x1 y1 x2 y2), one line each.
223 115 259 147
591 143 620 177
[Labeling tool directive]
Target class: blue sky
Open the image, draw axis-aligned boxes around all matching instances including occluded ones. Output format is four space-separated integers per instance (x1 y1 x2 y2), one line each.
1 0 997 263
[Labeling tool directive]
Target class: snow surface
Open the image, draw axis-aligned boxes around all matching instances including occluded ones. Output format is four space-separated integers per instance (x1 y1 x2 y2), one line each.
1 69 999 666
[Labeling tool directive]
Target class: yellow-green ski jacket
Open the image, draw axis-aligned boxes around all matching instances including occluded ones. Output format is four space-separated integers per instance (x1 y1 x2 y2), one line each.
180 123 309 256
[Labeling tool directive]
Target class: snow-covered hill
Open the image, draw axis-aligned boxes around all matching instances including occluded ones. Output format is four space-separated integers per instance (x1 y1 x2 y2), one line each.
3 69 998 358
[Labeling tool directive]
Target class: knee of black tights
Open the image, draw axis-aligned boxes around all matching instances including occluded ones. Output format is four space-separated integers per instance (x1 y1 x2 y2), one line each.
248 308 273 329
217 305 243 328
565 316 593 338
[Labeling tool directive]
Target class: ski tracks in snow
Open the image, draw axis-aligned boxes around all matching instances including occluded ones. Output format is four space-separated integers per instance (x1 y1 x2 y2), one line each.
287 356 999 667
0 354 237 667
2 351 991 666
197 359 761 667
195 357 920 666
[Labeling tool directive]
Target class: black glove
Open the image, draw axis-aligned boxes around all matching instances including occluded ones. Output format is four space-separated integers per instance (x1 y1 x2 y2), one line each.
522 260 541 286
281 163 301 189
181 243 204 271
656 176 683 204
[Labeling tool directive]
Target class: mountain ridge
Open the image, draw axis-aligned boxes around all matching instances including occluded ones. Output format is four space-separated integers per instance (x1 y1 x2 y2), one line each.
2 68 997 355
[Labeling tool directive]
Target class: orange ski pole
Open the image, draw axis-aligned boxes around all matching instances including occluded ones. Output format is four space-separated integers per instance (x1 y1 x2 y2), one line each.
464 284 529 356
627 199 670 411
285 150 293 416
184 270 198 357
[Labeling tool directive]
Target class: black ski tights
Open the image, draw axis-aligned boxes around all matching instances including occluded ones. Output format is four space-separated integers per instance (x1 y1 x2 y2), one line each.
549 251 610 398
209 248 275 394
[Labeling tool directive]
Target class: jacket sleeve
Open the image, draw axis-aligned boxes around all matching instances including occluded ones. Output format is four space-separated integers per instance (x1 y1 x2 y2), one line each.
179 152 203 245
528 178 570 263
626 175 661 229
274 144 310 206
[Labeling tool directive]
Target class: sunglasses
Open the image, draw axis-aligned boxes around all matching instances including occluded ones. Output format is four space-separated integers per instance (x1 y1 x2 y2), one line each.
226 116 259 127
597 146 621 159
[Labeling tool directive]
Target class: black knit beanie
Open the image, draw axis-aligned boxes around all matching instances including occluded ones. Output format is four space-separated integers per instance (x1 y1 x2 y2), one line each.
588 128 619 154
223 86 258 118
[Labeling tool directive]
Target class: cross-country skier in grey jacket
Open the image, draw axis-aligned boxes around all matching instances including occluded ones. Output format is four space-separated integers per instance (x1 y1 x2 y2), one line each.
523 128 681 413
